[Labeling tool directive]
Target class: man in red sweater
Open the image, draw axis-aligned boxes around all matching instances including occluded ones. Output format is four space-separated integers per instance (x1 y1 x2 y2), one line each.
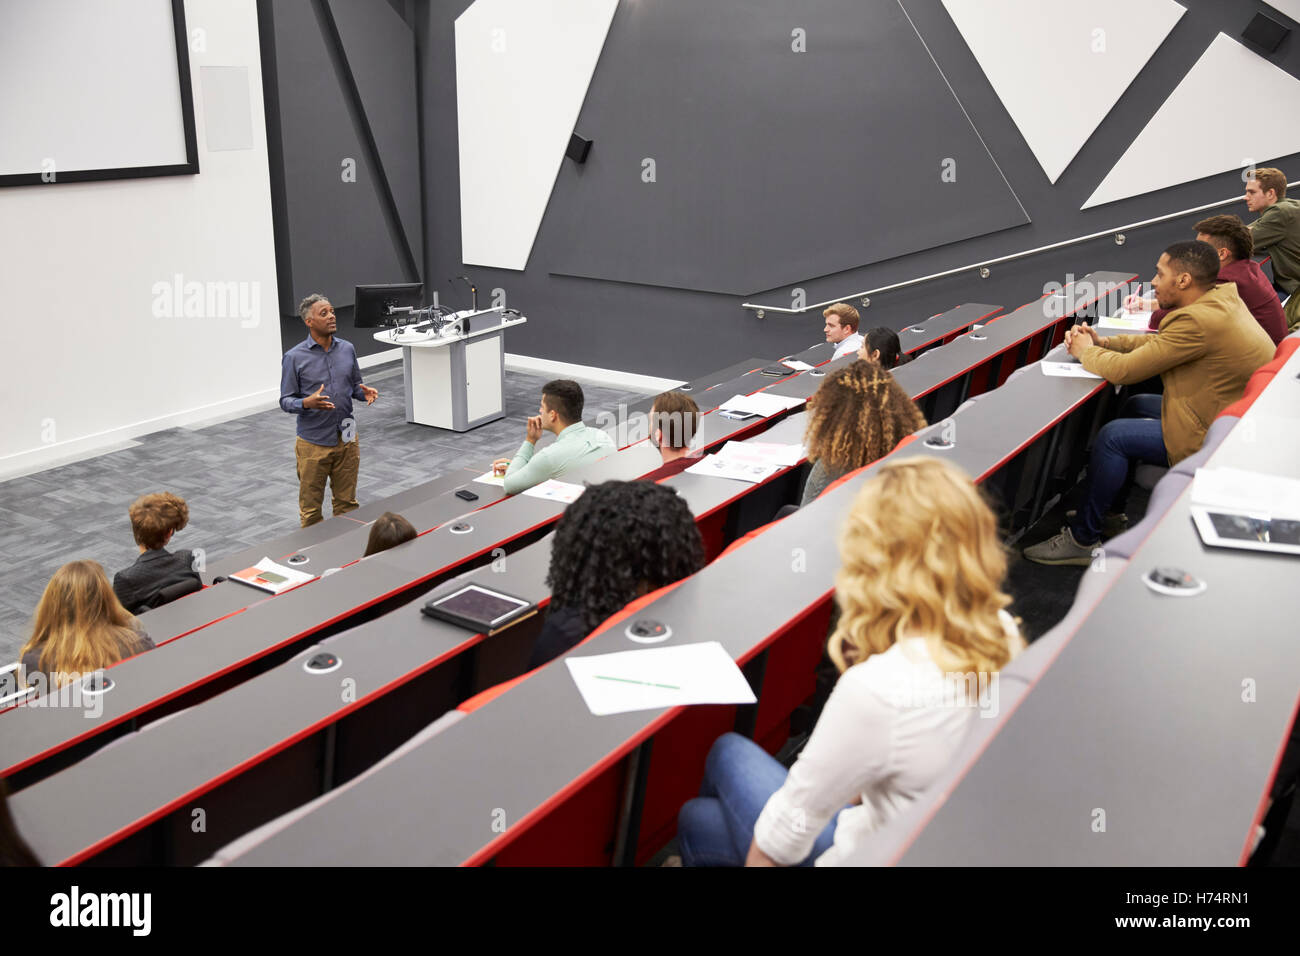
1124 214 1286 345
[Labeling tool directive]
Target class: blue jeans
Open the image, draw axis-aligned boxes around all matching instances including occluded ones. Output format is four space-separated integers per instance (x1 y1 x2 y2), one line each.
677 732 838 867
1069 393 1168 544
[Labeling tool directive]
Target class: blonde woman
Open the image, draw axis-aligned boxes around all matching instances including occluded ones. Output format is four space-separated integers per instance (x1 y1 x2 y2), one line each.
19 561 154 690
678 458 1023 866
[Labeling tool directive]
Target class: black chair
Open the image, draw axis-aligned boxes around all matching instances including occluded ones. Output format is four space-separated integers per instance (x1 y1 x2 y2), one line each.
143 576 203 611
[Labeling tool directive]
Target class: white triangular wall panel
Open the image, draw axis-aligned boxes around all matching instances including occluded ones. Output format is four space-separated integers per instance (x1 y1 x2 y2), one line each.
1264 1 1300 24
942 0 1185 184
455 0 618 271
1084 33 1300 209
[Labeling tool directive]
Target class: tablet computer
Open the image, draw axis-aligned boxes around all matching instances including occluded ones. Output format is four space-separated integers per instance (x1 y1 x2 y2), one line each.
421 584 537 632
1190 506 1300 556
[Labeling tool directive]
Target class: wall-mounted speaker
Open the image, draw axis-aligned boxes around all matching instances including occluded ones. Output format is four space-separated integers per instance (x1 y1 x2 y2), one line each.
1242 12 1289 54
566 133 593 164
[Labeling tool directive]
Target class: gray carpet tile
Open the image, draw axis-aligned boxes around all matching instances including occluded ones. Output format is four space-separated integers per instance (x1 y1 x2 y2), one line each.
0 364 651 662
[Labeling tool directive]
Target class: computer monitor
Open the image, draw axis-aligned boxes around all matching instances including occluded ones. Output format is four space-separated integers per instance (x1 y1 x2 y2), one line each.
354 282 424 328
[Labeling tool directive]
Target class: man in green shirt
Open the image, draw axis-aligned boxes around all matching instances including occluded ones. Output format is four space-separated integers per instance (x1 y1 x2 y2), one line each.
1245 167 1300 330
491 380 615 495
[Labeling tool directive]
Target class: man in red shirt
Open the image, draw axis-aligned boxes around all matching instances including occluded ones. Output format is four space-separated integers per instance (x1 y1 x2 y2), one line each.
1125 214 1286 345
641 391 701 482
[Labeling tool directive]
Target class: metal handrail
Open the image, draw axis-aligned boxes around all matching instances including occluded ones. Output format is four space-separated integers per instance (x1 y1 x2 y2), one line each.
741 194 1244 316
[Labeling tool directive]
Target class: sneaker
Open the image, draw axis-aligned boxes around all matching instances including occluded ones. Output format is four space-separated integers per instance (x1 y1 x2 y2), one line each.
1065 509 1130 540
1023 526 1098 567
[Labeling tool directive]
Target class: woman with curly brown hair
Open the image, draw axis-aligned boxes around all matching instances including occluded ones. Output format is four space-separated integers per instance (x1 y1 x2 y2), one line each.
799 360 927 506
527 480 704 669
678 458 1023 867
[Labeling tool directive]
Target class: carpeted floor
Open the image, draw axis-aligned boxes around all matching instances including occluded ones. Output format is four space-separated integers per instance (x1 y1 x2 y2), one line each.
0 363 652 661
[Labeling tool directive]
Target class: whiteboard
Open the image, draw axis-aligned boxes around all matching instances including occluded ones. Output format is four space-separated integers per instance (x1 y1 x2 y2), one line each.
0 0 196 183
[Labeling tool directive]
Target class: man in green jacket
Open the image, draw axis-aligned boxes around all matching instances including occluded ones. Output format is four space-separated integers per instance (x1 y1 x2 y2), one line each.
1245 167 1300 329
491 380 615 495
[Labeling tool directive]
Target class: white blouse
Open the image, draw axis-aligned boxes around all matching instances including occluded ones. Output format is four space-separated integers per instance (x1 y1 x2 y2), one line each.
752 611 1020 866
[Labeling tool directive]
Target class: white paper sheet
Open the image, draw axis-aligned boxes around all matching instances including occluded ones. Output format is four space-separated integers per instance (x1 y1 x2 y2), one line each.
230 557 316 594
717 440 805 468
1192 467 1300 520
684 455 781 484
718 392 805 417
565 642 757 716
473 470 506 486
782 360 814 371
1097 309 1154 332
521 479 586 503
1040 361 1104 380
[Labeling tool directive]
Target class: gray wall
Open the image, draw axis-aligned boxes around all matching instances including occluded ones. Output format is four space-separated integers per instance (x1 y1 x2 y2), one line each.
405 0 1300 379
261 0 422 357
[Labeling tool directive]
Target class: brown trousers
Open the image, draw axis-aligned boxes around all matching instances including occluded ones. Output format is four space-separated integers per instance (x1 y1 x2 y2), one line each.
295 433 360 527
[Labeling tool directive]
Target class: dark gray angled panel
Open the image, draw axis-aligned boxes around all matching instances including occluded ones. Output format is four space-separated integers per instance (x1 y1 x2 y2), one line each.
328 0 424 271
263 0 408 318
544 0 1029 295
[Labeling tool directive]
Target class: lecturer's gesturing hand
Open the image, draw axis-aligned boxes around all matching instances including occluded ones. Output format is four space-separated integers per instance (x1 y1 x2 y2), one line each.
361 384 379 405
303 384 335 410
525 415 544 444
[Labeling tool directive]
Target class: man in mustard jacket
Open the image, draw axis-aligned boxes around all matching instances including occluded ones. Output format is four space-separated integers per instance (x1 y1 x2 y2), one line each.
1025 241 1274 566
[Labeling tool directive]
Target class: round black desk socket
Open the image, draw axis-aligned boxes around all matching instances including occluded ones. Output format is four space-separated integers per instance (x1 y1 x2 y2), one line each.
1144 566 1207 597
924 435 955 449
681 384 693 391
286 554 309 566
303 652 342 674
449 522 473 535
809 369 826 377
81 674 114 696
968 333 987 341
625 619 672 644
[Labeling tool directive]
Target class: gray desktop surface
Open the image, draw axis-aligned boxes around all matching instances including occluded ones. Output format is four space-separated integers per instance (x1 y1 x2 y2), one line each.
623 358 771 417
225 357 1105 865
889 272 1134 399
12 418 812 863
898 302 1002 352
203 512 368 583
888 347 1108 479
272 481 511 575
10 537 559 865
897 352 1300 865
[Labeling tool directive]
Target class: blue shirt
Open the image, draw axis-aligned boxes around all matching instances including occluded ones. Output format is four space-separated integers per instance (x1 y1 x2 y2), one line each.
280 336 367 446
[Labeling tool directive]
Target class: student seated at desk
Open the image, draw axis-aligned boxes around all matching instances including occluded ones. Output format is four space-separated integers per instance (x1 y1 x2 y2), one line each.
1124 215 1287 345
858 326 911 370
491 380 614 495
822 303 864 360
641 390 701 482
112 492 202 615
800 361 926 506
528 481 703 669
677 458 1023 867
1244 167 1300 327
1024 240 1274 566
362 511 417 557
19 561 154 691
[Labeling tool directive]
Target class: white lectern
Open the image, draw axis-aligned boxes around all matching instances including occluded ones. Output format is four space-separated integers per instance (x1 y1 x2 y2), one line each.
373 308 527 432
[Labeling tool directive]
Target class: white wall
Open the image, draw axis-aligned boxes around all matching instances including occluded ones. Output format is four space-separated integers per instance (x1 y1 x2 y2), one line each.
0 0 281 480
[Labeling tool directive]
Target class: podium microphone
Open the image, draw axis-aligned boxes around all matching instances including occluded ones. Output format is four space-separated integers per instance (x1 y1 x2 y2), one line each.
450 274 477 312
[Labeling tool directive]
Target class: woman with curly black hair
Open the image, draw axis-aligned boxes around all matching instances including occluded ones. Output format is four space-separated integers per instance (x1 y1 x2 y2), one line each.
528 480 705 669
